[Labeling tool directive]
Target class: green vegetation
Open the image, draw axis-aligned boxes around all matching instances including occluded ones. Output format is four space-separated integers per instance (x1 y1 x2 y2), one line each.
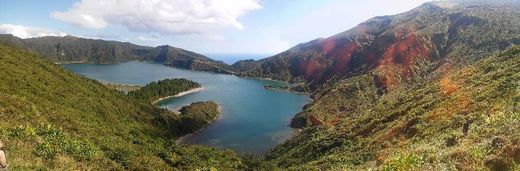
234 1 520 91
266 46 520 170
0 34 236 74
0 43 245 170
235 2 520 169
128 78 201 103
101 82 141 94
172 101 221 136
0 1 518 170
145 45 236 74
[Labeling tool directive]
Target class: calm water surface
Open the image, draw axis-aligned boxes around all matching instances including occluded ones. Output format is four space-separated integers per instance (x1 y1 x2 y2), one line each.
206 54 269 64
62 61 310 154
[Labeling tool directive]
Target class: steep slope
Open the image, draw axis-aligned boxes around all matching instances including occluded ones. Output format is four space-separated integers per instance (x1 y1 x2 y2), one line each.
0 34 32 51
235 0 520 90
0 34 235 73
257 1 520 169
144 45 236 74
0 43 244 170
267 45 520 170
22 35 150 64
231 59 259 72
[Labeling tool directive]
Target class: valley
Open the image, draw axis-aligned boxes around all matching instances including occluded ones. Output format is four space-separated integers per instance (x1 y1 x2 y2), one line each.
62 61 310 154
0 0 518 170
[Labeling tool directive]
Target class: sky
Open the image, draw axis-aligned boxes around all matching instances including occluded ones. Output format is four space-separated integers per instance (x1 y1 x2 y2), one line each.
0 0 432 56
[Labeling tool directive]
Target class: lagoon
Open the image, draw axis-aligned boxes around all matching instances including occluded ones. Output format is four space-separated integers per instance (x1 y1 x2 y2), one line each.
62 61 310 154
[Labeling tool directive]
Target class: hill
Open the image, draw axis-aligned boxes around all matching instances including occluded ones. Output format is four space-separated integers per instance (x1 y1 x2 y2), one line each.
0 0 518 170
267 44 519 170
0 43 244 170
0 34 235 74
143 45 236 74
256 0 520 170
234 0 520 90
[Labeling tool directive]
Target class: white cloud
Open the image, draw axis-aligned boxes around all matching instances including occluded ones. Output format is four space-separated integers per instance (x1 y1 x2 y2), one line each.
52 0 262 35
0 24 67 39
282 0 432 44
202 25 290 54
137 35 158 42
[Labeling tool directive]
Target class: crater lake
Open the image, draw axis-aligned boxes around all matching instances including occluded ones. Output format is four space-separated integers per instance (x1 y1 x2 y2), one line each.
62 61 310 154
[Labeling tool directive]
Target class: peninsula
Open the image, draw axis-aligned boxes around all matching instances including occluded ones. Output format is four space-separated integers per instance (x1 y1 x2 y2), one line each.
128 78 201 103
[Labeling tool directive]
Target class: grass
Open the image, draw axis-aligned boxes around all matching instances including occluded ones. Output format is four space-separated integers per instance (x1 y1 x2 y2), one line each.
0 43 245 170
266 46 520 170
0 21 518 169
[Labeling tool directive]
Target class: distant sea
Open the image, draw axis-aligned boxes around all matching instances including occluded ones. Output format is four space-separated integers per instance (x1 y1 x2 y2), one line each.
205 54 271 65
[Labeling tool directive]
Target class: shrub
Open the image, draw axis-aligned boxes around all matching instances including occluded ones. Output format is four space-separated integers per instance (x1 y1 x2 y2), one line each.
382 153 423 171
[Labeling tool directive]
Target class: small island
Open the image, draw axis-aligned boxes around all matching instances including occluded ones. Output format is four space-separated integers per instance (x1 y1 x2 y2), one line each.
173 101 221 135
126 78 218 136
128 78 202 102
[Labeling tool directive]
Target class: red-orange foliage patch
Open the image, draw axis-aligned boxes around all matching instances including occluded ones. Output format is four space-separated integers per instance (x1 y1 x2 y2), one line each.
298 58 326 82
426 95 472 121
376 32 431 88
321 38 337 54
330 42 359 74
300 39 360 83
292 28 434 88
309 115 325 126
439 76 460 95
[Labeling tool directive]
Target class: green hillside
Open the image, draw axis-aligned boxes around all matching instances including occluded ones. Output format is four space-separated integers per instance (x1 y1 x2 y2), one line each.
229 2 520 169
0 1 518 170
0 43 244 170
267 46 520 170
144 45 236 74
0 34 236 74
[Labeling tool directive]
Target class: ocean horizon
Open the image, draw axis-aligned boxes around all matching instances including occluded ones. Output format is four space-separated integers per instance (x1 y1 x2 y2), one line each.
205 54 271 65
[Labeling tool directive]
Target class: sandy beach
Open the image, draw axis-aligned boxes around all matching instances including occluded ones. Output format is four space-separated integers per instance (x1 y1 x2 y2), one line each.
54 61 87 64
153 87 204 104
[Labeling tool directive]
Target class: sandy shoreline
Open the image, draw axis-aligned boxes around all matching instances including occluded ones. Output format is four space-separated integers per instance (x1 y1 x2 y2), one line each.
153 87 204 104
54 61 88 64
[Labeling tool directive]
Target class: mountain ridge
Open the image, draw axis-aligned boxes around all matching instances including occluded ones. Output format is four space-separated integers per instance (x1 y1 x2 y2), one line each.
267 44 520 170
257 0 520 170
0 34 236 74
0 0 518 170
233 0 520 91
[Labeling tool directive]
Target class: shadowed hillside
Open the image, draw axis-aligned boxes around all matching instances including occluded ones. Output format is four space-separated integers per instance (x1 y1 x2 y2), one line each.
0 34 236 74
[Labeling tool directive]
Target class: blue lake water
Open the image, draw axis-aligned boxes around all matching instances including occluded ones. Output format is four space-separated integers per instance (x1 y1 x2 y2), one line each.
62 61 310 154
205 54 269 64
